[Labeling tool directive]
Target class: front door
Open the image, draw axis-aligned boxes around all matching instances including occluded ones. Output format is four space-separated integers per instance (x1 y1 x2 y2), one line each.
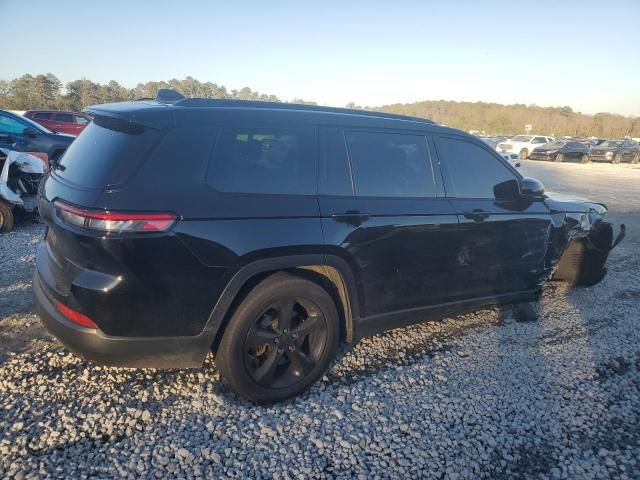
318 127 460 319
434 135 551 300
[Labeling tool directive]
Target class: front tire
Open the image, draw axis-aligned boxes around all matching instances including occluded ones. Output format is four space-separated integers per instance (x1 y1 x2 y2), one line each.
580 154 591 164
216 272 340 402
612 153 622 164
0 201 14 233
519 149 529 160
554 153 564 163
632 154 639 165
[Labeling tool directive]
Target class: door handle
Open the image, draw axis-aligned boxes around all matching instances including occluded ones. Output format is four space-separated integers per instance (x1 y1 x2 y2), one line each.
331 210 370 226
463 209 490 222
331 210 370 220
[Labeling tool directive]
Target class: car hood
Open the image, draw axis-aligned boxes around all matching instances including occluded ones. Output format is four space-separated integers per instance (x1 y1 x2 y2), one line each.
544 191 607 215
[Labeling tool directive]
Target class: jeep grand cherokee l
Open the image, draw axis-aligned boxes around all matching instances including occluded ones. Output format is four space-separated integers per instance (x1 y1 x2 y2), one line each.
33 96 623 401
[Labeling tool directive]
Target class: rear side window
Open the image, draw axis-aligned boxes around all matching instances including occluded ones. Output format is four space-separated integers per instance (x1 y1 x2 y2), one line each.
57 117 161 188
74 115 90 125
33 112 51 120
208 128 316 195
437 137 516 199
345 131 434 197
54 113 74 123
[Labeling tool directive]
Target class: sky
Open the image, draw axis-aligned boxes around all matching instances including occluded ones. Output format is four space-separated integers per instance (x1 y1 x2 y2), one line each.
2 0 639 116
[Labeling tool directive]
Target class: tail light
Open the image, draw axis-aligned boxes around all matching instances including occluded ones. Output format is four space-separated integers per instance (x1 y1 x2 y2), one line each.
54 200 177 234
55 301 97 329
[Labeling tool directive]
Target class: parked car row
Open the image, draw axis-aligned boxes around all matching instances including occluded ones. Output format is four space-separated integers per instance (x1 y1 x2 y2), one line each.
483 133 639 164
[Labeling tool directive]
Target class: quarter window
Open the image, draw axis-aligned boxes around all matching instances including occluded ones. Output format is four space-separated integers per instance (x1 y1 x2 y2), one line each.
345 131 434 197
208 128 316 195
438 137 517 199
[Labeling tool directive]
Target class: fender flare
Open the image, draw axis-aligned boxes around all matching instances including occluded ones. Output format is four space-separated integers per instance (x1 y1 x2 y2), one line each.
200 254 360 348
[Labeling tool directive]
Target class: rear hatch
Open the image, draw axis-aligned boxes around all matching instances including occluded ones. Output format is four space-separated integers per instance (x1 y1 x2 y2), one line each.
37 110 168 301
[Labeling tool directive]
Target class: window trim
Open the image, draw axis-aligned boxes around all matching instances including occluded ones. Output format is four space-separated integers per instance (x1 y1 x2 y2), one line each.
342 128 438 199
433 134 521 199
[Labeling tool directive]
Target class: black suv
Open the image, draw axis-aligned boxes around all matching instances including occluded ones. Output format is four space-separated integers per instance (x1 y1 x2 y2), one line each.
33 97 622 401
589 139 640 164
529 140 590 163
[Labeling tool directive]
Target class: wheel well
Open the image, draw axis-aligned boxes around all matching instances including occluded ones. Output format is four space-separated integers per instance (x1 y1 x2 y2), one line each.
209 266 354 356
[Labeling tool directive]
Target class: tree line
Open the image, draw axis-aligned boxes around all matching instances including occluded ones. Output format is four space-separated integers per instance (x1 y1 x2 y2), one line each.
370 100 640 138
1 74 638 138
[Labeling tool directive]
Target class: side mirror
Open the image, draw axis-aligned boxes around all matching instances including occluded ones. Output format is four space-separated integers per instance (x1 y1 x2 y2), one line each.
23 127 38 138
519 177 545 197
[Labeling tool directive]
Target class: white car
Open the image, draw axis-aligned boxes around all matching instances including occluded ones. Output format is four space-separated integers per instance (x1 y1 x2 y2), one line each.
496 135 555 159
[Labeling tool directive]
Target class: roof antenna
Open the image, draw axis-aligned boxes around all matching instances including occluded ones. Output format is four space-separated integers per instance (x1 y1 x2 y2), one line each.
155 89 185 104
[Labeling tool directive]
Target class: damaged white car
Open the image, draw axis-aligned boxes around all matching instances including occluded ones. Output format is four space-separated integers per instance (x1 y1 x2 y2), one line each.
0 148 46 232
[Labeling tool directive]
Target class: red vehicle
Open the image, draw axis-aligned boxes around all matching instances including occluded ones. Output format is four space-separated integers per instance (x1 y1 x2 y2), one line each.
24 110 92 136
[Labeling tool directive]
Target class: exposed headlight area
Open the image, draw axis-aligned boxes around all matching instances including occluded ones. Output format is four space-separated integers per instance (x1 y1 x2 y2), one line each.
605 151 614 158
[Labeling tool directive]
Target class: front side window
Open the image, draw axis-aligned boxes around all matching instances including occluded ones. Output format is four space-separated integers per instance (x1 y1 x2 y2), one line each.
0 114 27 135
345 131 434 197
33 112 51 120
208 128 316 195
532 137 547 144
54 113 74 123
437 137 517 199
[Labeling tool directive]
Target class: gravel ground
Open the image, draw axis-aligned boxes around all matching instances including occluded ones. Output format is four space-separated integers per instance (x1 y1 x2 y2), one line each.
1 162 639 479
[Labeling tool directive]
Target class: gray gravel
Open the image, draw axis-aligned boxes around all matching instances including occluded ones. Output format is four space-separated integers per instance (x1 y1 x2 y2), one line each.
1 163 639 479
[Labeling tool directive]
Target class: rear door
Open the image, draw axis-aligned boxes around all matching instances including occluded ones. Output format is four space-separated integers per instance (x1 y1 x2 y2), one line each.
32 112 54 130
52 113 75 135
434 135 551 299
318 127 460 319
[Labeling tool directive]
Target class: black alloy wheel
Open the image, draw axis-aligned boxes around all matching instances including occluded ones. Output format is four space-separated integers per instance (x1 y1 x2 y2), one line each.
216 272 339 402
244 297 327 389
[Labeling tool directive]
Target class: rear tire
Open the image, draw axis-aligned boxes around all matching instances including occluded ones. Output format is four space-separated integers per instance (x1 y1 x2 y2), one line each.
580 154 591 164
612 153 622 164
554 153 564 163
216 272 340 402
0 201 14 233
519 149 528 160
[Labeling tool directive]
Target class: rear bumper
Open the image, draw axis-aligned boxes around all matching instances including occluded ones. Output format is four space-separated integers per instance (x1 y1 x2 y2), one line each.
33 271 211 368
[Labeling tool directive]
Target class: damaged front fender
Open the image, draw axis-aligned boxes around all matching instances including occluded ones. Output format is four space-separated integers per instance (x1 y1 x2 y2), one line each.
546 195 625 287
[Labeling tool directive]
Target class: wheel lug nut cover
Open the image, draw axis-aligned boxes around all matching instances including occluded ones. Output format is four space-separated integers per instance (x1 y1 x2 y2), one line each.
288 345 294 351
274 337 279 344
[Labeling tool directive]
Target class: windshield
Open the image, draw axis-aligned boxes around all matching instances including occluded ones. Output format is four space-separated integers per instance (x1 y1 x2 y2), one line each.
599 140 623 148
542 141 566 149
510 135 532 142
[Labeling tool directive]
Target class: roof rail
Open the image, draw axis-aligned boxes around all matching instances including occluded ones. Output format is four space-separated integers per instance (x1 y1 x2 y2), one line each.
171 97 434 124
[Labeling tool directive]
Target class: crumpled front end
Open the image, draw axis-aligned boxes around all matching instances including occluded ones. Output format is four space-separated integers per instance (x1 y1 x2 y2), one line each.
0 148 46 211
546 199 625 287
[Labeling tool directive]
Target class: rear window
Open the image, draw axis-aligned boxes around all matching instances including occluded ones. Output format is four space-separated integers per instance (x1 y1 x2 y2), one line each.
56 117 161 188
207 127 316 195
